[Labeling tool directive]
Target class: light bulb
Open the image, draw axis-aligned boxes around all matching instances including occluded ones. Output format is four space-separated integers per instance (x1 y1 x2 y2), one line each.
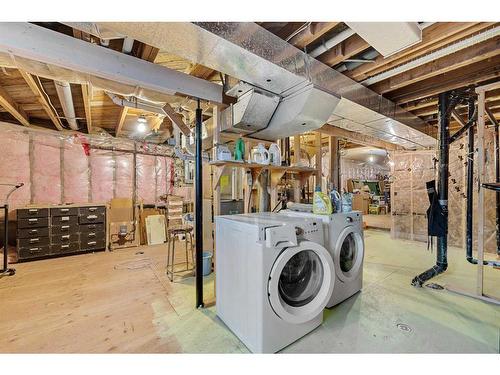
137 122 147 132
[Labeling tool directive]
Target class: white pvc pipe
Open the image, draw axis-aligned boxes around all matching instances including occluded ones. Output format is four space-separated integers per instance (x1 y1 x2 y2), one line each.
362 25 500 86
54 81 78 130
309 29 356 58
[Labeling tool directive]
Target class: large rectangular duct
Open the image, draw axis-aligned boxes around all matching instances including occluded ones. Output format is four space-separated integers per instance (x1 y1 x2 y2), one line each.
83 22 435 148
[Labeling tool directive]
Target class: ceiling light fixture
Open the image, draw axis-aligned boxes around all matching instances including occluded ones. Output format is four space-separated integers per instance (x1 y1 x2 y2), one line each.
137 115 147 123
137 122 147 133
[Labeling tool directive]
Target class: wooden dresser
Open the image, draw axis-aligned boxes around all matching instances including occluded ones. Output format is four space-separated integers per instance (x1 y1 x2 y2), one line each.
16 204 106 261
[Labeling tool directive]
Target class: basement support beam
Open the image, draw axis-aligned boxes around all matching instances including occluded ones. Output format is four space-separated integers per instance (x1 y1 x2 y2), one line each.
0 86 30 127
19 70 64 130
0 23 223 104
329 136 340 190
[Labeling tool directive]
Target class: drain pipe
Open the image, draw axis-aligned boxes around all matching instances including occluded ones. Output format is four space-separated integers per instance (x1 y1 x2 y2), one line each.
54 81 78 130
411 92 450 287
466 99 475 264
309 28 355 58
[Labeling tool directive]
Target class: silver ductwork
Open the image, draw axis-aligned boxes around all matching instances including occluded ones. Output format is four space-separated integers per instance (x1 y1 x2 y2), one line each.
221 82 340 141
86 22 436 148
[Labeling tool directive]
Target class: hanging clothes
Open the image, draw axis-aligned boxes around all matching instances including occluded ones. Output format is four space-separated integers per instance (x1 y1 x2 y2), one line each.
426 180 447 251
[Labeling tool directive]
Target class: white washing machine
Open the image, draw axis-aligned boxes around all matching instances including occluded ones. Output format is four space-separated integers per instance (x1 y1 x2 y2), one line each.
280 209 364 307
215 212 335 353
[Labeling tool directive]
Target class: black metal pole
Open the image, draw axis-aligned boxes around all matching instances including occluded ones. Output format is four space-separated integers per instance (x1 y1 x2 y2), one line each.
411 91 450 286
195 99 204 308
466 99 475 263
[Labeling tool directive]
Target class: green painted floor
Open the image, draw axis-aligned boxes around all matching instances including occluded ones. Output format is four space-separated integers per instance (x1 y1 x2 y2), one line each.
167 229 500 353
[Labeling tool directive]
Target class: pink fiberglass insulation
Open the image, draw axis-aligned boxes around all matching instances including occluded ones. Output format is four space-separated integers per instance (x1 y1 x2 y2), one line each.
115 153 133 199
155 157 167 202
0 130 31 209
136 154 156 204
63 139 89 203
90 150 114 203
32 134 61 205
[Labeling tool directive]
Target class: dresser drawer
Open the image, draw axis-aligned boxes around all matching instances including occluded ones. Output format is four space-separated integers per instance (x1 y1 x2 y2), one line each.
51 224 79 235
18 245 49 259
18 236 50 247
50 242 80 254
17 227 49 238
79 231 105 243
81 238 106 251
17 208 49 219
79 206 106 217
18 217 49 229
79 211 105 224
79 223 105 233
51 233 79 244
50 207 78 217
51 215 78 226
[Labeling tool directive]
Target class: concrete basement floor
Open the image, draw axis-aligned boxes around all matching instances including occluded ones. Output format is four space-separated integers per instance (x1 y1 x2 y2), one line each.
0 229 498 353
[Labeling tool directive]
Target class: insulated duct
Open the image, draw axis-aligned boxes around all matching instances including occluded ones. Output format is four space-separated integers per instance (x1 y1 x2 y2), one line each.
97 22 435 148
54 81 78 130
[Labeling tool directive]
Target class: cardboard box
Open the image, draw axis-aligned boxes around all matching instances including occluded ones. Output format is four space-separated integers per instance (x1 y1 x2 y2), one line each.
352 193 370 215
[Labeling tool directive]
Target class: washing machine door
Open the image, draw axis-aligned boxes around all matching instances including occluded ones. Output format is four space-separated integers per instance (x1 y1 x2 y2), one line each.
268 241 335 324
334 226 364 283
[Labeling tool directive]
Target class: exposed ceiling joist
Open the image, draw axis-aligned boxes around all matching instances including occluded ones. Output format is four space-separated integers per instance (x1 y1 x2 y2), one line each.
163 103 191 136
390 56 500 104
0 23 223 104
81 84 93 133
0 85 30 126
345 22 486 81
318 124 400 151
18 70 64 130
370 37 500 94
115 106 128 137
289 22 340 49
317 34 370 67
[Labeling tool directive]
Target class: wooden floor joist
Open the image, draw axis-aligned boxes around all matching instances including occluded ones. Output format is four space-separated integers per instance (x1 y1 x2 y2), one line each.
0 85 30 127
318 125 401 151
115 106 128 137
81 84 93 134
18 70 64 131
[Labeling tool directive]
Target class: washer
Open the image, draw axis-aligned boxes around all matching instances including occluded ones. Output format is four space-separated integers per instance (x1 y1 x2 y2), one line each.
280 209 364 307
215 212 335 353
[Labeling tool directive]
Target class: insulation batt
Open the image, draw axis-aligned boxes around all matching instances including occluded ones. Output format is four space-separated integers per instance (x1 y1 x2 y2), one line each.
32 134 61 204
0 131 30 208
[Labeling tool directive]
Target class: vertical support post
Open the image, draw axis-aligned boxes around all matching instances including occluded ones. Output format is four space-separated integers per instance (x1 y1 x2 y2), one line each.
292 135 301 203
315 132 322 189
476 89 486 296
437 92 450 270
466 99 475 262
328 136 339 190
195 99 204 309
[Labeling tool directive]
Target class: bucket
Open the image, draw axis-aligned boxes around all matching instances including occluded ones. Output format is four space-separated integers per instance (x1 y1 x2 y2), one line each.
202 251 213 276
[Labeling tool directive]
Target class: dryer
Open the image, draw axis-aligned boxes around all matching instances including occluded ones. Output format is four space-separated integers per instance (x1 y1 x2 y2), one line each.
280 209 364 307
215 212 335 353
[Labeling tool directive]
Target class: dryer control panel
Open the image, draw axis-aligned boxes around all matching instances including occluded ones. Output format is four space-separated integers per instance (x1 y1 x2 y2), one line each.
264 220 324 248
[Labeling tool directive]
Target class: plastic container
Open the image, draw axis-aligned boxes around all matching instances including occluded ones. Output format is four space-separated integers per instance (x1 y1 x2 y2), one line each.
202 251 213 276
313 186 333 215
330 189 342 213
342 192 353 212
268 143 281 166
252 143 270 165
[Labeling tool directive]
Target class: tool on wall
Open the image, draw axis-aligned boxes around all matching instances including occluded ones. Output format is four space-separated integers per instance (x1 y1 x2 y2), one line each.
1 182 24 278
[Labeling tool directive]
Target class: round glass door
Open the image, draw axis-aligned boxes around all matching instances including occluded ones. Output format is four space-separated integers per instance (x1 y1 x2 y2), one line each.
334 227 364 283
278 250 324 307
268 241 334 324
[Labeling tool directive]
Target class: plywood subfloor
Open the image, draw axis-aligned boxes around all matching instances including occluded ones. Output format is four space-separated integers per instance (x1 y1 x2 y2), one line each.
0 230 499 353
